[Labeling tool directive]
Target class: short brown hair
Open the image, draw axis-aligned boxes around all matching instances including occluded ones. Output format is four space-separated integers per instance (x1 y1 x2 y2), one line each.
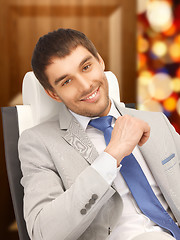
31 28 99 91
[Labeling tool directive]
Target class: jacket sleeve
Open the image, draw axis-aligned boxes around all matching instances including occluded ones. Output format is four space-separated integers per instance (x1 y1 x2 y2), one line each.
18 129 115 240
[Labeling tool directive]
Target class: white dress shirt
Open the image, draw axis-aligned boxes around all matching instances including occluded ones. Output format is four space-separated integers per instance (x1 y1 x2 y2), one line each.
70 100 172 240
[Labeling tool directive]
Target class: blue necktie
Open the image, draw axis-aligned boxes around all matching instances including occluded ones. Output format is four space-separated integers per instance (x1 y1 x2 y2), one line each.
89 115 180 240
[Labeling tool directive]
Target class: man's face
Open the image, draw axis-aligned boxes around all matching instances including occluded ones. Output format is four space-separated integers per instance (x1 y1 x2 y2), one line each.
45 46 111 117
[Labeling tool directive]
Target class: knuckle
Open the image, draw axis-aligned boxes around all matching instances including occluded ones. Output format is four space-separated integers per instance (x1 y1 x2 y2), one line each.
123 114 131 120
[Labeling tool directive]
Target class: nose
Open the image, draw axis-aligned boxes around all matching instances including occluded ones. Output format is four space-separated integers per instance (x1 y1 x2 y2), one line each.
76 74 93 92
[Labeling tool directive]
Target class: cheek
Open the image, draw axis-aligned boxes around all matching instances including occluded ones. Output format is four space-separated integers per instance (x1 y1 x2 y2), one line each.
102 75 109 90
59 88 77 103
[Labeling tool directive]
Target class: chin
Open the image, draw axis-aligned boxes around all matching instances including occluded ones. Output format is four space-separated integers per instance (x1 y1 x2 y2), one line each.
85 102 110 117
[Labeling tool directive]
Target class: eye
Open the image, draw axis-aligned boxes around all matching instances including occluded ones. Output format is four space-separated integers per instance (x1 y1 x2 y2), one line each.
62 79 71 86
83 64 91 71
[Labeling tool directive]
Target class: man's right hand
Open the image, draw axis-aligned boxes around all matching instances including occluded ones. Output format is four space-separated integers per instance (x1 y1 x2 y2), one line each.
104 115 150 167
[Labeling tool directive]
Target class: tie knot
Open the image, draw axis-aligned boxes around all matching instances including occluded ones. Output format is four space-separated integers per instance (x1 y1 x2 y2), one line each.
89 116 113 145
89 115 113 132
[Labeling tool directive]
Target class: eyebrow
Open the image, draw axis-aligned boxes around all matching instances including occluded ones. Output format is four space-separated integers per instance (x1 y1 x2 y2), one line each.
79 55 93 67
54 55 93 86
54 74 68 85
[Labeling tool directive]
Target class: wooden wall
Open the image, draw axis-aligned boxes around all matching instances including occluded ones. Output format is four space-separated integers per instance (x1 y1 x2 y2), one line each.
0 0 136 238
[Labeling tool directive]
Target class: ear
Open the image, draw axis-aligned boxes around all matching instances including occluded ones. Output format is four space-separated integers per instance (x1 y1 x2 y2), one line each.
45 89 62 103
97 53 105 71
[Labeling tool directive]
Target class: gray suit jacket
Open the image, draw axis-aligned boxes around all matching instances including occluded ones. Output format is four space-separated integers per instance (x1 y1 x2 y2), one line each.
18 102 180 240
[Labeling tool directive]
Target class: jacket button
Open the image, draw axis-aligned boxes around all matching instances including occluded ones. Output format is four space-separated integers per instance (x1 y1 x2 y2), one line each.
80 209 87 215
89 198 95 205
85 203 91 209
92 194 98 200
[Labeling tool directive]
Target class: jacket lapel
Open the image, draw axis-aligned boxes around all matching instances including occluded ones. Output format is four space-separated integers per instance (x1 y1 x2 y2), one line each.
58 103 99 165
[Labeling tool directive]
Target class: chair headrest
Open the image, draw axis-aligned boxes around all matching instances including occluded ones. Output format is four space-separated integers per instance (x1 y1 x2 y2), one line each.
22 71 124 125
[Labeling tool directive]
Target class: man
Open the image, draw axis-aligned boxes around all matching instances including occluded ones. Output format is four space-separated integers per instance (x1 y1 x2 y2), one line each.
18 28 180 240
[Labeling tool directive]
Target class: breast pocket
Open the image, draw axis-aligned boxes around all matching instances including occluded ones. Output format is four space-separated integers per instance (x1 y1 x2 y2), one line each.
162 153 176 171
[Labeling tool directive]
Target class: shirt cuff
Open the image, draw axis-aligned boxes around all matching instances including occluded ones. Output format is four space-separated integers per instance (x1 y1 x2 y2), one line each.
91 152 118 185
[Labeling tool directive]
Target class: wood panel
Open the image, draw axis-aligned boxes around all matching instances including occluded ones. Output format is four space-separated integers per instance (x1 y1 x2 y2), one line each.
0 0 19 237
4 0 136 106
121 0 137 102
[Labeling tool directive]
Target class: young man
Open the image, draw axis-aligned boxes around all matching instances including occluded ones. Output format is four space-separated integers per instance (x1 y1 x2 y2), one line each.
18 28 180 240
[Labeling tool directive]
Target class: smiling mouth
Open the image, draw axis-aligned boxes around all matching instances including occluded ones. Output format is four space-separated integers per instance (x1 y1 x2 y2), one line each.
81 87 99 102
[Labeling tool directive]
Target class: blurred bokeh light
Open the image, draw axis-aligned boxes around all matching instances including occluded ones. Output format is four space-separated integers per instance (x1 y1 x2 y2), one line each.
148 73 173 100
146 1 173 32
152 41 167 57
137 0 180 133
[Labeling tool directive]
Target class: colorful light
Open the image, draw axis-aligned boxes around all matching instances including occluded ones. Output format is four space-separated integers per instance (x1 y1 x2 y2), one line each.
137 53 147 70
165 0 173 6
171 78 180 92
137 0 149 14
137 85 151 103
139 99 163 112
138 71 154 102
151 41 167 57
146 1 173 32
174 34 180 45
137 0 180 134
148 73 173 100
176 67 180 78
177 98 180 115
163 97 177 112
138 36 149 53
174 4 180 30
138 70 153 86
163 23 176 36
169 42 180 61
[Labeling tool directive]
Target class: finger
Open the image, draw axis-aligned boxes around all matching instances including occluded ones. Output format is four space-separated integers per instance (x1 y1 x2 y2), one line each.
138 124 150 146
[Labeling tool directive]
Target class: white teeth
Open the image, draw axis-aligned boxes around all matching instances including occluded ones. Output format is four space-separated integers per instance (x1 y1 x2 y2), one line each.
86 90 97 100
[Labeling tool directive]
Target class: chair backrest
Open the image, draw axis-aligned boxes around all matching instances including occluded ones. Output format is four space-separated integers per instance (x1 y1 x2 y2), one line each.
19 71 124 134
1 70 124 240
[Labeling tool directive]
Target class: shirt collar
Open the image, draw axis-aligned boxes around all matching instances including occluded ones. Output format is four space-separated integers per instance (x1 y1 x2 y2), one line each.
69 99 123 131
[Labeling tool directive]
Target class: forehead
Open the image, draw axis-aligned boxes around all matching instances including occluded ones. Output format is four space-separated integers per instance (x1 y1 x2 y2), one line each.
47 46 94 73
54 46 94 63
45 46 96 82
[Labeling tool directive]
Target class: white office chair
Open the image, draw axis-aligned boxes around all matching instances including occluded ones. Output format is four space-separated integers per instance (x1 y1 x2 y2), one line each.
2 71 133 240
17 71 124 135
